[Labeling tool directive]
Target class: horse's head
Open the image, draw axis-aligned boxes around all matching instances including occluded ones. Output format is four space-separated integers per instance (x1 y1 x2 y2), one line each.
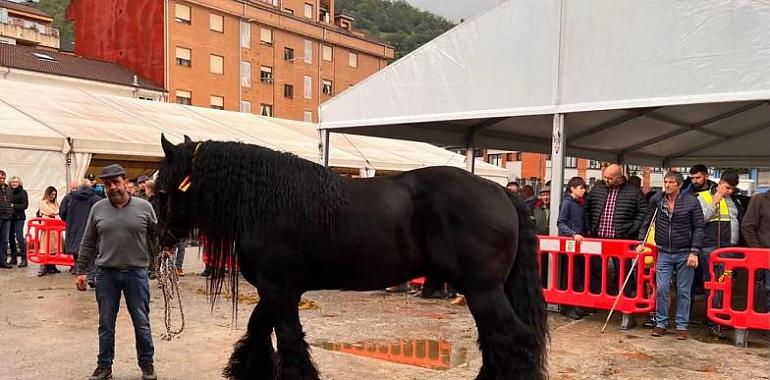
156 134 197 248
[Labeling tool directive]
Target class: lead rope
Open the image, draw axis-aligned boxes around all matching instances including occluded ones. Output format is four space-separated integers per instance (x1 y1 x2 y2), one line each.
155 248 185 340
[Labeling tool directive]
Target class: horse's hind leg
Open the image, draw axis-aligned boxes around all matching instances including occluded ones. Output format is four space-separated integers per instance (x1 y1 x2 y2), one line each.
224 301 276 380
466 287 543 380
273 294 320 380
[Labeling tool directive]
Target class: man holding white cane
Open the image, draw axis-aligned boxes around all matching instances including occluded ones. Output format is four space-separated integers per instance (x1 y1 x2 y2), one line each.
638 171 705 340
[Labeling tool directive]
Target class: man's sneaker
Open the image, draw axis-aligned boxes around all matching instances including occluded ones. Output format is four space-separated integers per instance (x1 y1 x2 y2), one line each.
676 330 688 340
89 365 112 380
651 326 666 337
140 364 157 380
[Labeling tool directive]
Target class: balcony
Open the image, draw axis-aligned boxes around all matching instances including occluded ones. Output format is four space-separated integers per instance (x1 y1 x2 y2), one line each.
0 15 60 48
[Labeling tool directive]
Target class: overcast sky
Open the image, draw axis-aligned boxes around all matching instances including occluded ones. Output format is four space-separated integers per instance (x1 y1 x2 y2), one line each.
403 0 505 22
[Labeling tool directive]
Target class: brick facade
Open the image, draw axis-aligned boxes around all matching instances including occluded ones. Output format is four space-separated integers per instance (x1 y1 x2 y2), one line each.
68 0 394 122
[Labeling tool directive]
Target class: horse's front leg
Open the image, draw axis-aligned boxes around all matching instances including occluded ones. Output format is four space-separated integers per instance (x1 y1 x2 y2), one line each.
272 292 319 380
224 300 276 379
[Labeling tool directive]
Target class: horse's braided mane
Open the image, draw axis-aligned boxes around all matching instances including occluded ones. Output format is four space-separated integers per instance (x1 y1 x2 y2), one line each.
172 140 346 318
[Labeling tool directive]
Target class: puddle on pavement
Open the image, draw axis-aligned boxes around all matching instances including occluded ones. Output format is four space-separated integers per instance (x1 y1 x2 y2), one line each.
313 339 468 370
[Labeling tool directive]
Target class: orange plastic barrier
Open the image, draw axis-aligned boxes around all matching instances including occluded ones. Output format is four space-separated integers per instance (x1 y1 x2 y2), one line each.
537 236 657 314
26 218 73 267
704 247 770 331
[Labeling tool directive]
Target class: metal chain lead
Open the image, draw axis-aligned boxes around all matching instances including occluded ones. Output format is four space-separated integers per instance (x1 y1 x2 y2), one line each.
155 248 185 341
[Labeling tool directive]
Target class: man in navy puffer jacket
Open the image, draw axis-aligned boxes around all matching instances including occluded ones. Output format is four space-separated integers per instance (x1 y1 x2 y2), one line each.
639 171 704 340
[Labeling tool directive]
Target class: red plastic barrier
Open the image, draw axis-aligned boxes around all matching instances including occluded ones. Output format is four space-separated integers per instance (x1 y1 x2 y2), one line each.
537 236 657 314
26 218 73 267
704 248 770 331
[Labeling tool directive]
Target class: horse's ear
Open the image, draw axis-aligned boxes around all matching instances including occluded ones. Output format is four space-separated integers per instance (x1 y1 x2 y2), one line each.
161 133 175 160
183 135 193 144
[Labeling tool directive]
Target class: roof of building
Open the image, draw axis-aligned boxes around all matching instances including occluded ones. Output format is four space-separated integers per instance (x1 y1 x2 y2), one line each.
0 0 52 19
0 44 165 92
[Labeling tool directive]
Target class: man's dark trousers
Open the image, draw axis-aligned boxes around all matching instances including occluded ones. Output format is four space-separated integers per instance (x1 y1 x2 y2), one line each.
95 267 154 367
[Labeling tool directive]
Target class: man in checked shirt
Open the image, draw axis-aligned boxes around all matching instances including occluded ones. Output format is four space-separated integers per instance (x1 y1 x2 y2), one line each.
584 164 648 329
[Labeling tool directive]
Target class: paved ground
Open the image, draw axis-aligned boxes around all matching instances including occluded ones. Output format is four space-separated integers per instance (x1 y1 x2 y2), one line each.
1 248 768 380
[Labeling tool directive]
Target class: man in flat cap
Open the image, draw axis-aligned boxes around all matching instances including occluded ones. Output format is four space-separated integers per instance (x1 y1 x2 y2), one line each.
136 175 150 200
74 164 158 380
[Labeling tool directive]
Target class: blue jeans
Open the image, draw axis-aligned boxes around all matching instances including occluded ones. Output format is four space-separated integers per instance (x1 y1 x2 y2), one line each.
0 219 10 264
8 218 25 260
94 267 154 367
655 250 695 330
175 238 187 270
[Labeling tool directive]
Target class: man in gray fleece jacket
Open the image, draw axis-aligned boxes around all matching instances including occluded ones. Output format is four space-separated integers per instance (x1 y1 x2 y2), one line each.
74 164 158 380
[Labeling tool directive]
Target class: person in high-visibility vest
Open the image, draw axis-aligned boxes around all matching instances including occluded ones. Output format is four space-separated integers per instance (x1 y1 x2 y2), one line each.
696 170 746 336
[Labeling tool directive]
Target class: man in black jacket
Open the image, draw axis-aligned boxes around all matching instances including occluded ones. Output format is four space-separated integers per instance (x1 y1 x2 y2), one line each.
0 170 13 269
60 180 102 281
639 171 704 340
584 164 648 329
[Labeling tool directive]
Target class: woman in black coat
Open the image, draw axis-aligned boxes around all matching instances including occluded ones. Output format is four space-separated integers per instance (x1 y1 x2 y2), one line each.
8 176 29 267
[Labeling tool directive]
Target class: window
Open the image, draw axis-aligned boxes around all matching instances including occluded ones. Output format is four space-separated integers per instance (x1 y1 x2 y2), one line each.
284 84 294 98
304 3 314 19
240 61 251 87
210 13 223 32
176 90 191 105
588 160 602 169
322 44 332 62
304 40 312 63
240 100 251 113
348 52 358 68
565 156 578 168
175 47 191 67
515 152 523 161
175 4 191 24
320 8 330 23
303 111 312 122
260 27 272 45
210 95 224 110
33 52 56 62
322 79 333 95
210 54 224 74
488 154 502 167
260 66 273 83
303 75 312 99
284 47 294 61
240 21 251 48
260 104 273 117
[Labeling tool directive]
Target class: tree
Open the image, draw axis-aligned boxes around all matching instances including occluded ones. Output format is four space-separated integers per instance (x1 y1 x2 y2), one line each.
35 0 73 43
335 0 455 59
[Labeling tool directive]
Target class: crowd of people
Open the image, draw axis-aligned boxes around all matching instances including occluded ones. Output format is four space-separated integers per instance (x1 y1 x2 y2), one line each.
0 171 190 278
506 164 770 340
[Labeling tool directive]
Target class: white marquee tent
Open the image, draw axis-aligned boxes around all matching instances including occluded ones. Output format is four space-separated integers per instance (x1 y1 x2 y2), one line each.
0 80 507 219
319 0 770 233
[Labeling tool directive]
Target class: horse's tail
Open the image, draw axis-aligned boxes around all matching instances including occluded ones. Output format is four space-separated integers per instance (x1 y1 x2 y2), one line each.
505 190 548 378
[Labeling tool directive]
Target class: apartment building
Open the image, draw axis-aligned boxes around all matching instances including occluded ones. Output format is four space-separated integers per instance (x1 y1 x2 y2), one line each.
0 0 59 48
67 0 394 122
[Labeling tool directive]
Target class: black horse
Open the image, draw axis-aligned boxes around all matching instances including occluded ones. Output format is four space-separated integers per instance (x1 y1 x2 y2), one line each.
156 135 547 380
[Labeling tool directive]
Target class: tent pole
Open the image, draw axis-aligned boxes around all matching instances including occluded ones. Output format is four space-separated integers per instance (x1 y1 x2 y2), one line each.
547 113 565 294
465 135 476 173
321 129 331 167
65 137 73 193
549 114 565 235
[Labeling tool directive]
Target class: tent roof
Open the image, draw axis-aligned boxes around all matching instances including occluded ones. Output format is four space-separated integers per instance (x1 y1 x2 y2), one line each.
0 80 508 181
320 0 770 167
